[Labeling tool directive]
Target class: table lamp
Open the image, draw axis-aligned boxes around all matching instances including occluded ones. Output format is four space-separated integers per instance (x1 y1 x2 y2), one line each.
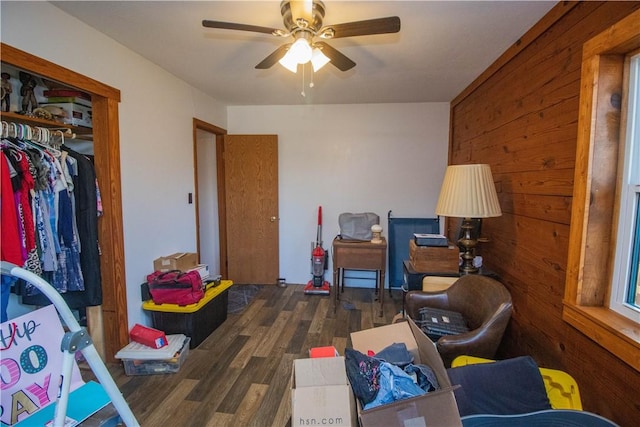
435 164 502 274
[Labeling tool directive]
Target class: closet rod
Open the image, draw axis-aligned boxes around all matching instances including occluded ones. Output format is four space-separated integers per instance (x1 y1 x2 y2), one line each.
1 120 77 145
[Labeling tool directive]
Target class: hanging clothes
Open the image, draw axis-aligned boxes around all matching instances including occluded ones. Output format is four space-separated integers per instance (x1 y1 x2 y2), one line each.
1 151 23 266
1 129 102 309
1 151 23 322
25 146 102 307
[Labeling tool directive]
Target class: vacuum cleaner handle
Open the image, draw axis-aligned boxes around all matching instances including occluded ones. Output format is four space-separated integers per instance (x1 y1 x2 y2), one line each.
316 205 323 248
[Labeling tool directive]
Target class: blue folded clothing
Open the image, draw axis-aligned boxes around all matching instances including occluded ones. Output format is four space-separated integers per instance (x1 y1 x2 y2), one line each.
372 342 414 367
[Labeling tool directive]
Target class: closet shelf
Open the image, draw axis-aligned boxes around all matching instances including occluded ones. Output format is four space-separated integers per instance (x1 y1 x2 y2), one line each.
1 111 92 135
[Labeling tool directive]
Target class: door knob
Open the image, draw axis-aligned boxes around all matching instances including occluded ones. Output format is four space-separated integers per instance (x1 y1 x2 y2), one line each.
270 216 278 222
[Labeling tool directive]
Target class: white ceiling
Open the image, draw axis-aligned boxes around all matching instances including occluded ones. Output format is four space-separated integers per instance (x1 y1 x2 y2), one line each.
51 0 557 106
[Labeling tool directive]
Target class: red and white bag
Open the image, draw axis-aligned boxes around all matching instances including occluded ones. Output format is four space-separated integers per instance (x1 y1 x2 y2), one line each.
146 269 204 305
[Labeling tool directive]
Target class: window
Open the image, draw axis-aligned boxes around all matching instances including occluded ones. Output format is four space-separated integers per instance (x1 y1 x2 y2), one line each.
563 9 640 372
611 53 640 322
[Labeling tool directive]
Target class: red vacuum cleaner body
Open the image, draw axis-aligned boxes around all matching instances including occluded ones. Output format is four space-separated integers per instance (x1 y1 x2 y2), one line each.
304 206 331 295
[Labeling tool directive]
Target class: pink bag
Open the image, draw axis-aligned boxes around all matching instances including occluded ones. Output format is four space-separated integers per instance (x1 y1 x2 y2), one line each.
146 270 204 305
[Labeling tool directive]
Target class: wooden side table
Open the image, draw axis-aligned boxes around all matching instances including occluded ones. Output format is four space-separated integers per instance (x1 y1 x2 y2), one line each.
332 237 387 316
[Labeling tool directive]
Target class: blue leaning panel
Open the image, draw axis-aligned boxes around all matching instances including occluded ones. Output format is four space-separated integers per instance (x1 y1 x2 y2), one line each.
387 212 440 288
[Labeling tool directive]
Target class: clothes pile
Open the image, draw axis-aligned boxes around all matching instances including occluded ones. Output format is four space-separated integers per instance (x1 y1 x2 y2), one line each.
345 342 440 410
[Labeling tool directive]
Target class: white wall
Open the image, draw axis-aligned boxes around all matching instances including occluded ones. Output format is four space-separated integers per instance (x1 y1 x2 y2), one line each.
1 1 227 327
228 104 449 285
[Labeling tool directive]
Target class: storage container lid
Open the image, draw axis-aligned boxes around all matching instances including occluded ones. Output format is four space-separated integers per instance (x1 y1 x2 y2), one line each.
115 334 188 359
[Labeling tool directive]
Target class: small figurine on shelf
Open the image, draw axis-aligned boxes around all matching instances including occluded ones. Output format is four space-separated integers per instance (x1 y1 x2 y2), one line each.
1 72 12 112
19 71 38 114
371 224 383 244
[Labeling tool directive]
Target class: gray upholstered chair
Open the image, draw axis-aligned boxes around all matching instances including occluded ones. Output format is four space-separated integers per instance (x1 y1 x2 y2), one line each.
405 274 512 367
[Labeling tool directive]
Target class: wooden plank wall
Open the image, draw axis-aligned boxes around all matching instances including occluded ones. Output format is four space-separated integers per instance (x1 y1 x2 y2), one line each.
449 2 640 425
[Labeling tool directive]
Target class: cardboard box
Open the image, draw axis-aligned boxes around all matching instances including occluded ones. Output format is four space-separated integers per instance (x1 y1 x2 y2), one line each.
409 239 460 274
187 263 210 280
153 252 198 272
350 319 462 427
291 356 357 427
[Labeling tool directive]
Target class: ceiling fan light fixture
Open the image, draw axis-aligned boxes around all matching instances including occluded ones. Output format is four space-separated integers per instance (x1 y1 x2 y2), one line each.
278 52 299 73
289 37 313 64
311 48 330 72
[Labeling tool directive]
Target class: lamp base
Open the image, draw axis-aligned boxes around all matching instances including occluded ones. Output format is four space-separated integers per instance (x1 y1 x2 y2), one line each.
458 218 479 274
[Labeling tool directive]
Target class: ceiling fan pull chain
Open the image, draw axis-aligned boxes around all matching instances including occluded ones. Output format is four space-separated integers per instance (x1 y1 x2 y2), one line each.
309 64 315 88
301 63 306 97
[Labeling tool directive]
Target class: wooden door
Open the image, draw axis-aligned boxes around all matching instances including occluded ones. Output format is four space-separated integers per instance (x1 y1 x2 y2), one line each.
224 135 279 284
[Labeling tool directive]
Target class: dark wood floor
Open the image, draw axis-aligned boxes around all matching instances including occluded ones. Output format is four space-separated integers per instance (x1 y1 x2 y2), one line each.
84 284 405 426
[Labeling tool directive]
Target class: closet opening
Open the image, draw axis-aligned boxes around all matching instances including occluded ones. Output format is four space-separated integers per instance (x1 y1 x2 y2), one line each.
1 43 127 362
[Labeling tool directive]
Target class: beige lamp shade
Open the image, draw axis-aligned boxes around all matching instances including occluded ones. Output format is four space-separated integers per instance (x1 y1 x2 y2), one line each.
435 164 502 218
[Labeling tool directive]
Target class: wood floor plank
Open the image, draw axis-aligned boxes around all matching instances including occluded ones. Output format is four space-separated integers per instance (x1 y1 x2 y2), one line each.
319 317 337 348
185 334 249 399
285 319 311 355
249 353 295 427
307 296 331 334
268 283 296 306
232 383 269 425
332 336 348 355
205 412 234 427
195 300 264 352
241 302 274 336
186 366 243 425
299 331 321 355
87 285 405 426
253 310 292 357
300 292 321 321
141 378 199 426
217 356 265 414
230 326 269 369
267 300 308 361
283 287 306 311
333 303 352 338
358 296 375 331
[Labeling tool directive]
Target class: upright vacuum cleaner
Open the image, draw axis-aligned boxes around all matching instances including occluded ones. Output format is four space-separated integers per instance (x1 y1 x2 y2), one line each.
304 206 331 295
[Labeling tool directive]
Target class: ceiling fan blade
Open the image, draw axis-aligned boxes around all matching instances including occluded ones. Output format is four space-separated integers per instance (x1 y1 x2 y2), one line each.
255 44 292 69
320 16 401 39
202 20 285 36
290 0 313 23
314 42 356 71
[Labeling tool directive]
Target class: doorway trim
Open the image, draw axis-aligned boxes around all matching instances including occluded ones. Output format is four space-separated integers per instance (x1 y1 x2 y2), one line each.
192 118 228 277
1 43 126 362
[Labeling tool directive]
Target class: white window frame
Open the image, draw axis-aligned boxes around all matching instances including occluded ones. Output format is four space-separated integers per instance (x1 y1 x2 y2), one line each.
610 53 640 323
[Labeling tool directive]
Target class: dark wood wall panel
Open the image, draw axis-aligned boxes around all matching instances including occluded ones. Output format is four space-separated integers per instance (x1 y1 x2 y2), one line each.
449 2 640 425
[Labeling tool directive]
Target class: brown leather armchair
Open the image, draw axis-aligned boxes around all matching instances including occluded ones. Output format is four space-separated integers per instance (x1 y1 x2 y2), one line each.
405 275 512 367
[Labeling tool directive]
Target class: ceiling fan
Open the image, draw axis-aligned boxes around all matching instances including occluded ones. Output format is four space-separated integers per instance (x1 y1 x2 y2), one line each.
202 0 401 73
